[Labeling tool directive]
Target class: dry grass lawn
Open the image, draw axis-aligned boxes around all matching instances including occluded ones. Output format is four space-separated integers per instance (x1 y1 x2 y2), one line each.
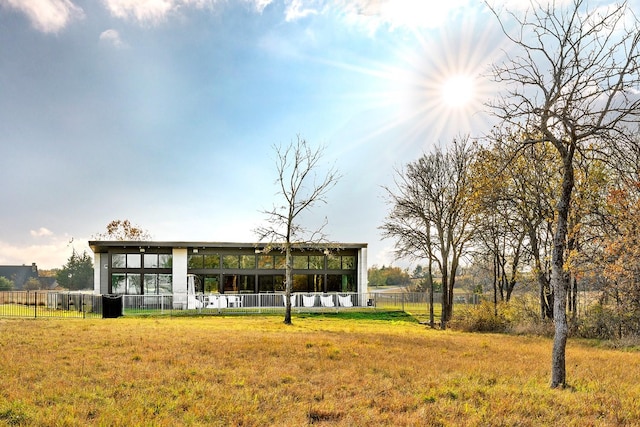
0 313 639 426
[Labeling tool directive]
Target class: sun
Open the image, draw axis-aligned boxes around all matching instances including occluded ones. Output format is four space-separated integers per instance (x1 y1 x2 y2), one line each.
441 75 476 108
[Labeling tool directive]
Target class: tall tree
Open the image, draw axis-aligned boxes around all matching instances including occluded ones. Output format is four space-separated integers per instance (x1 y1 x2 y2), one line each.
488 0 640 388
56 250 94 290
93 219 152 241
380 137 476 328
255 136 340 325
472 138 558 317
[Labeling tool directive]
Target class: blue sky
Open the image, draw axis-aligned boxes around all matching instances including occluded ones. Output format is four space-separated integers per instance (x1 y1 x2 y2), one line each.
0 0 621 269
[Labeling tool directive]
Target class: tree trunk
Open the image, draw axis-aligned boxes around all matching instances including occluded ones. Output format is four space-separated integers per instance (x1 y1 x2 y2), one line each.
493 251 498 317
428 260 435 328
284 243 293 325
440 266 449 330
550 152 574 389
444 255 459 323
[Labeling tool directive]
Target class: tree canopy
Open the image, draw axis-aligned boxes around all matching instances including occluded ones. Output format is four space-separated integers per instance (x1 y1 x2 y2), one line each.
56 250 94 290
93 219 152 241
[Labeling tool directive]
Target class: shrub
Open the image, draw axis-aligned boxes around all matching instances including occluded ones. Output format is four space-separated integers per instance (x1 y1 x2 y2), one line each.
452 300 512 332
452 296 555 336
506 295 554 337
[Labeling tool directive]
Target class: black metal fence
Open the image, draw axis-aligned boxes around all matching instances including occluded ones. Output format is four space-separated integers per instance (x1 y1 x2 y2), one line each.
0 291 103 318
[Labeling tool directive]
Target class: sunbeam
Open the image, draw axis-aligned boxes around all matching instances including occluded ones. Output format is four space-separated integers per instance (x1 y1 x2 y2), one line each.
310 4 505 160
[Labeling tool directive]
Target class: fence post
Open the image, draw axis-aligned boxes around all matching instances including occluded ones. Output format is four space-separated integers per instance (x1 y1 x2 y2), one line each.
33 291 37 319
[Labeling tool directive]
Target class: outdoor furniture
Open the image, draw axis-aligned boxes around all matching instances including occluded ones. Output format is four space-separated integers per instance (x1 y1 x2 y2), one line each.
302 294 316 307
188 294 203 309
282 294 296 307
217 295 228 308
320 295 335 307
227 295 242 307
205 295 218 308
338 295 353 307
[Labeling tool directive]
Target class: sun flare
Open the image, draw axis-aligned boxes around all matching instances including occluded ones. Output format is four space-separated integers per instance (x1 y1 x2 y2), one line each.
441 75 475 108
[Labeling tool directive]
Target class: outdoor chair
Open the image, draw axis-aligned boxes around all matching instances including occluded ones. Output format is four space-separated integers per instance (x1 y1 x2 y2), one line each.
188 294 203 309
303 294 316 308
217 295 228 308
338 295 353 307
320 295 335 307
227 295 242 307
205 295 218 308
282 294 296 307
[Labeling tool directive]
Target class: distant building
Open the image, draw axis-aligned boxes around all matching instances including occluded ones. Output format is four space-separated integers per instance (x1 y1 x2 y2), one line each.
0 263 38 290
38 276 62 291
89 241 368 309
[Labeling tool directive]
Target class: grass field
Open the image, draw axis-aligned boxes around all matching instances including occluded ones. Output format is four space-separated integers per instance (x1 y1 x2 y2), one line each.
0 312 638 426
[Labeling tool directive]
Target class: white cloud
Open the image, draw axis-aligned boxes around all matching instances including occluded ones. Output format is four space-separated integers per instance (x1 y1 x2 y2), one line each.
248 0 272 13
100 0 273 24
285 0 319 22
30 227 53 238
0 231 90 269
99 28 127 47
335 0 471 30
102 0 175 24
0 0 84 33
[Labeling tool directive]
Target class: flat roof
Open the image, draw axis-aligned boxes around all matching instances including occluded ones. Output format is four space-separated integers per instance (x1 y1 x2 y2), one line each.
88 241 368 253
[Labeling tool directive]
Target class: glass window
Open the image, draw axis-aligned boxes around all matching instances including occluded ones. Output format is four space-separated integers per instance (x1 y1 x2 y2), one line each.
342 256 355 270
258 276 271 292
258 276 274 292
159 254 172 268
222 255 239 269
310 274 324 292
204 276 219 293
240 255 255 269
274 255 286 269
204 254 220 269
127 274 142 294
327 255 341 270
127 254 141 269
223 275 238 292
327 275 341 292
293 274 309 292
188 255 204 269
293 256 308 269
237 275 255 293
144 254 158 268
309 256 324 270
112 254 126 269
144 274 158 294
111 273 126 294
327 274 356 292
258 255 273 269
341 274 356 292
158 274 172 294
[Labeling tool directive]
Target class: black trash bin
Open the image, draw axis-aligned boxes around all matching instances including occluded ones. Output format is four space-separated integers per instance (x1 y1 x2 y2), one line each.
102 294 123 318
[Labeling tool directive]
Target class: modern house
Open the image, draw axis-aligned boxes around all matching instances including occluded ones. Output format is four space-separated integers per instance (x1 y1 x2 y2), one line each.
89 241 368 309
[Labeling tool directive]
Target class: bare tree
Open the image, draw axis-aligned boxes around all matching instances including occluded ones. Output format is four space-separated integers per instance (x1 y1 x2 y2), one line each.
255 136 340 325
380 137 476 328
93 219 152 241
487 0 640 388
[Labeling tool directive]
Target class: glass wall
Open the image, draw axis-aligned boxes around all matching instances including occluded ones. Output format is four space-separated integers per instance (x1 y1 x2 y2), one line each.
109 252 173 295
109 247 360 295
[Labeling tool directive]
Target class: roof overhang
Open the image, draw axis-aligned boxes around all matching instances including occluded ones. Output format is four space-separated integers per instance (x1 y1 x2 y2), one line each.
88 241 368 254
